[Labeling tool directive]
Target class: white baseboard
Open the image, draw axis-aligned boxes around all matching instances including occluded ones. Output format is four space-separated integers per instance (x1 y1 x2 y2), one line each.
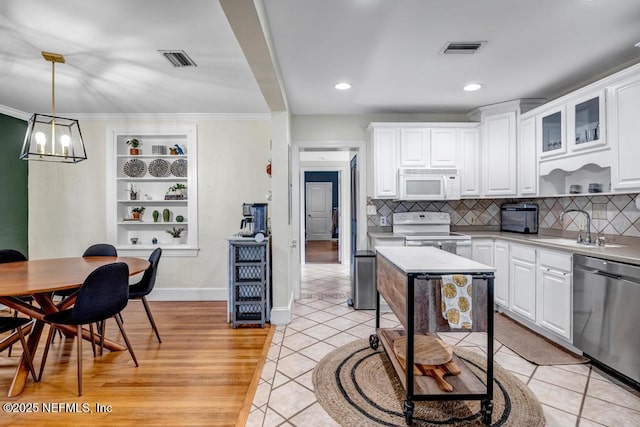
147 287 227 301
269 294 293 325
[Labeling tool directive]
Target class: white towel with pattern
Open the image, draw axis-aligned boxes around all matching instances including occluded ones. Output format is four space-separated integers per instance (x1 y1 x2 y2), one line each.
441 274 473 330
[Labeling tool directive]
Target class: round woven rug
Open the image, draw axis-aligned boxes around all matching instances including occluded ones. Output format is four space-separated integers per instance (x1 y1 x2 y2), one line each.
313 340 545 426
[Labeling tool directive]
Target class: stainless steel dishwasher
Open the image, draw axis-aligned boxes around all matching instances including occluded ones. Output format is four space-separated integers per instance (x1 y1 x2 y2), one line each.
573 254 640 385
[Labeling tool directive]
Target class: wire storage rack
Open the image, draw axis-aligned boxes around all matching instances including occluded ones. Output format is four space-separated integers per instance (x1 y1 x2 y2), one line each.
227 238 270 328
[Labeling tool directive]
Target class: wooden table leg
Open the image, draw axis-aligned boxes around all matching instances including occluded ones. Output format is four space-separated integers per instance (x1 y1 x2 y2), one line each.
7 320 44 397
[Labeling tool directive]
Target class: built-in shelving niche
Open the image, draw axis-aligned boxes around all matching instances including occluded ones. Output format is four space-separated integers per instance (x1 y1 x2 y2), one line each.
539 163 611 197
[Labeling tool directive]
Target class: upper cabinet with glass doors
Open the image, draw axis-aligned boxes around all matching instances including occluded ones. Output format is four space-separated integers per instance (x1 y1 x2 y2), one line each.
568 90 606 152
537 106 566 158
537 90 607 160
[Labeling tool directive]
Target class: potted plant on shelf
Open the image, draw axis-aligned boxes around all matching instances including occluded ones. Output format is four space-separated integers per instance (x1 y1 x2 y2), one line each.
126 183 139 200
126 138 141 155
165 183 187 200
166 227 185 243
131 206 145 220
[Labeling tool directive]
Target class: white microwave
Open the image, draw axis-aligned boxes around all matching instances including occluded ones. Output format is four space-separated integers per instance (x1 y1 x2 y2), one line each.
398 168 461 200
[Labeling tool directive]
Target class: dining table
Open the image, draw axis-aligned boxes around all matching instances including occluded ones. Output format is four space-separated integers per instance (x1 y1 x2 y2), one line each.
0 256 150 397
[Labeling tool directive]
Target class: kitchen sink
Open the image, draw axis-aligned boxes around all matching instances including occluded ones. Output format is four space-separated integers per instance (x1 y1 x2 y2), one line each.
533 238 625 248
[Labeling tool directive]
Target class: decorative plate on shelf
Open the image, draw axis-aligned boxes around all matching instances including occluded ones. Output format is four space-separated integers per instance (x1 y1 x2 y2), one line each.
148 159 170 177
171 159 188 177
123 159 146 177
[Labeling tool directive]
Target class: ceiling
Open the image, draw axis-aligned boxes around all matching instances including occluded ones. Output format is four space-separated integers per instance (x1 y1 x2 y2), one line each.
1 0 639 117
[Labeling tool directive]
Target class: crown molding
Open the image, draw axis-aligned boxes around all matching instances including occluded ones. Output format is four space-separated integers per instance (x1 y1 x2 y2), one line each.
0 107 271 122
0 105 30 121
66 112 271 121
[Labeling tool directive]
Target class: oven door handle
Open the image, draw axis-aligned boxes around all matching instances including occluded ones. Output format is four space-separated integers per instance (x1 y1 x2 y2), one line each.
405 240 439 247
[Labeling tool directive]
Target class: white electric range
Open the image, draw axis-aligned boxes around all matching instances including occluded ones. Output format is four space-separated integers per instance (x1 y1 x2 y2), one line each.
392 212 472 258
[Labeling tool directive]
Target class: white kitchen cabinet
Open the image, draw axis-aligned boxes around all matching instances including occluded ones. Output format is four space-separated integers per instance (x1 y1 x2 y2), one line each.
537 106 566 158
471 239 494 267
537 250 572 340
106 125 199 256
482 111 517 196
610 72 640 190
399 128 429 167
509 244 536 321
518 116 537 195
493 240 510 308
459 128 480 197
372 127 399 198
430 128 457 168
568 90 606 152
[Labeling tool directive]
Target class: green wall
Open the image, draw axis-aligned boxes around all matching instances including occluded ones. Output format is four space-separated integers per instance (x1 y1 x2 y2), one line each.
0 113 28 256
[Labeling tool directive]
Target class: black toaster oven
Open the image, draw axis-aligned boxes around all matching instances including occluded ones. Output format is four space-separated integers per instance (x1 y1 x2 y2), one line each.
500 203 539 234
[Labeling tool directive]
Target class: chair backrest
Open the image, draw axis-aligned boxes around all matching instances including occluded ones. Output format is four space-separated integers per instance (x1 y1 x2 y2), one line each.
83 244 117 257
72 262 129 324
135 248 162 296
0 249 27 264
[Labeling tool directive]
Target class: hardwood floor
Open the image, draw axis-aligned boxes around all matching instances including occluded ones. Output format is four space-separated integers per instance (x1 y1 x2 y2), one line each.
0 301 272 426
305 240 339 263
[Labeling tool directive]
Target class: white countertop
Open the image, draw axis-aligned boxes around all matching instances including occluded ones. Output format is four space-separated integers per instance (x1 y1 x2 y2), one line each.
376 246 495 274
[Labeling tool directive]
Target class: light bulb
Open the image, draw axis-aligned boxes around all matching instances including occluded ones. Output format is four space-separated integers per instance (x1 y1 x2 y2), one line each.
35 131 46 153
60 134 71 156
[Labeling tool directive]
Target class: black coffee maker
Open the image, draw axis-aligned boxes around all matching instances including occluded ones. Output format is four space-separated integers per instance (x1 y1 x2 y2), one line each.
240 203 268 236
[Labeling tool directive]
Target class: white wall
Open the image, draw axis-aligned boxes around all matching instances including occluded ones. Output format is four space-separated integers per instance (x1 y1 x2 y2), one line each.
28 117 271 300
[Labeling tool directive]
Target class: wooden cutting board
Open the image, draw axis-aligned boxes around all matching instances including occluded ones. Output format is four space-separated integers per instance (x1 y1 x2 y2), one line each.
393 335 453 366
393 335 461 392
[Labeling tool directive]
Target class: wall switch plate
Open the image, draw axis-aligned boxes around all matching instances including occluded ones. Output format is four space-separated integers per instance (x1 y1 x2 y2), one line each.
379 215 387 226
366 205 377 215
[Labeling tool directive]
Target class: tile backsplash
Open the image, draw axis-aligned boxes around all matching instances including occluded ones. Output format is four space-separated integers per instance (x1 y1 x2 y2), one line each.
368 193 640 237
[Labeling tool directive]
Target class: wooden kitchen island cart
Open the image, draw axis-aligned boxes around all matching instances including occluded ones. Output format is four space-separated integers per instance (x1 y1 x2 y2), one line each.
370 246 496 425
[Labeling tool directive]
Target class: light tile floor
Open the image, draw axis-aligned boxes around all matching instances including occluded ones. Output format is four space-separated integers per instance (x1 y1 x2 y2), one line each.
248 264 640 427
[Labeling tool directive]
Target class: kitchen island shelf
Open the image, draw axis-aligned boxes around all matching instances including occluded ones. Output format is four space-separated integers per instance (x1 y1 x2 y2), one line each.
371 246 495 425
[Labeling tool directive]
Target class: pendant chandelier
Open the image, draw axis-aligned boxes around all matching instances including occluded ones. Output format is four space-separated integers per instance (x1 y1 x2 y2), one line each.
19 51 87 163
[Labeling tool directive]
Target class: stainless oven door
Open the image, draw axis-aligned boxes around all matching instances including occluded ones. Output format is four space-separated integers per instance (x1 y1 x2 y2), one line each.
405 239 468 256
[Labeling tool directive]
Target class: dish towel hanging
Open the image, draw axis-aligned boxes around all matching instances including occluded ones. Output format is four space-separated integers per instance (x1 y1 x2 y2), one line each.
441 274 473 330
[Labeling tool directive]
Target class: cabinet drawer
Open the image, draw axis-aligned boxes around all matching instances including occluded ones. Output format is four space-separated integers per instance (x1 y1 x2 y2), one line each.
539 250 572 272
510 244 536 263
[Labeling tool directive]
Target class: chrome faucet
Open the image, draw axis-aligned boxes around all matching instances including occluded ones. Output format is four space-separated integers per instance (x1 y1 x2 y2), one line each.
559 209 592 244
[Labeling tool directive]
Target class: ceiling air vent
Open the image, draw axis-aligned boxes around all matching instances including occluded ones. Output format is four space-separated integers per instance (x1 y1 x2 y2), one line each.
442 42 485 54
158 50 197 67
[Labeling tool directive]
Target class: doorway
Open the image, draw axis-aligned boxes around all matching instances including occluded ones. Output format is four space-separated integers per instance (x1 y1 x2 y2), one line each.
305 174 338 263
292 142 367 301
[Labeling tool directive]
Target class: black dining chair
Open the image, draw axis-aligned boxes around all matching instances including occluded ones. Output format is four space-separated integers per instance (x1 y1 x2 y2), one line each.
83 244 117 257
128 248 163 343
0 249 33 357
54 244 118 302
0 316 38 383
38 262 138 396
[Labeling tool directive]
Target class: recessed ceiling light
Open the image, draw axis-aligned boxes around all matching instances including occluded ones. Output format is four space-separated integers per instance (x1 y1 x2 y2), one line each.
463 83 482 91
635 41 640 48
334 82 352 90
